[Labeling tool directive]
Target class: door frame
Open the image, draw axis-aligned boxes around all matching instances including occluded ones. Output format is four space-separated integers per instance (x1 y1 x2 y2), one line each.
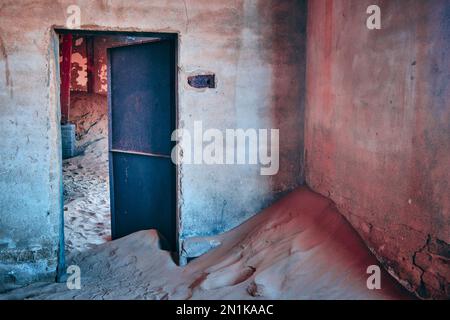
53 29 180 276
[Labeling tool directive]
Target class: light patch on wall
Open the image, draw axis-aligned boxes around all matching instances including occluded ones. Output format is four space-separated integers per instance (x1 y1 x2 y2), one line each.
74 37 84 47
98 64 107 93
71 52 87 88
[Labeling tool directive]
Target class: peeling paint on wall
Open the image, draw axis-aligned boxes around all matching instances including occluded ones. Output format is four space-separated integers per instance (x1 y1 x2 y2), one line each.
68 35 156 94
71 52 87 88
98 64 107 92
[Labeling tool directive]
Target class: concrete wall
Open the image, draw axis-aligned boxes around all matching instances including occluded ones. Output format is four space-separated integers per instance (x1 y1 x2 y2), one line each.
0 0 306 289
0 26 61 291
305 0 449 299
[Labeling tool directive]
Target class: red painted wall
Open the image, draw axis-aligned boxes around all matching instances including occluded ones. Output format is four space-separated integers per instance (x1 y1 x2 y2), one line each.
305 0 449 299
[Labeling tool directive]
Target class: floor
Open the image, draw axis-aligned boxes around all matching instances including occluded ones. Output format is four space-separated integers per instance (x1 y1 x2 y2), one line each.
0 187 413 300
63 137 111 253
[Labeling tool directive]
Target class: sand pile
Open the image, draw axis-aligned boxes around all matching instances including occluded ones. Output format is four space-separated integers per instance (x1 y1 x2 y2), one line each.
0 187 411 300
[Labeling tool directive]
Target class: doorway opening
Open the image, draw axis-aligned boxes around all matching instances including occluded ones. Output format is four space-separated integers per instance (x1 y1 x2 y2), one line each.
56 30 178 258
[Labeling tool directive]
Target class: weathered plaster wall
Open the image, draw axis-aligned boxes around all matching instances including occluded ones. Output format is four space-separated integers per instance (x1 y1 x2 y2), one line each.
70 35 88 91
179 0 306 249
0 27 61 291
0 0 306 289
305 0 449 299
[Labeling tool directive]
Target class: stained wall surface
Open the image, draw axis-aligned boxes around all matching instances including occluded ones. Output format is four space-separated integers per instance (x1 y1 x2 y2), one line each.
305 0 449 299
0 0 306 290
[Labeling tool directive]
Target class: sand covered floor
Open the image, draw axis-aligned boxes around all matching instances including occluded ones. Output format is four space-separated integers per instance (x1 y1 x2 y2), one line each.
1 188 412 300
63 92 111 253
63 138 111 253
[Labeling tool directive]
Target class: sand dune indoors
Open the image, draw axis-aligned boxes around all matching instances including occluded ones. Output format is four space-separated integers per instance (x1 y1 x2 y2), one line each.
1 188 412 300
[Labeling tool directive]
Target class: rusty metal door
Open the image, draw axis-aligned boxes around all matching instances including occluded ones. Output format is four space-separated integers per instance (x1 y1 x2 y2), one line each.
108 40 176 251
